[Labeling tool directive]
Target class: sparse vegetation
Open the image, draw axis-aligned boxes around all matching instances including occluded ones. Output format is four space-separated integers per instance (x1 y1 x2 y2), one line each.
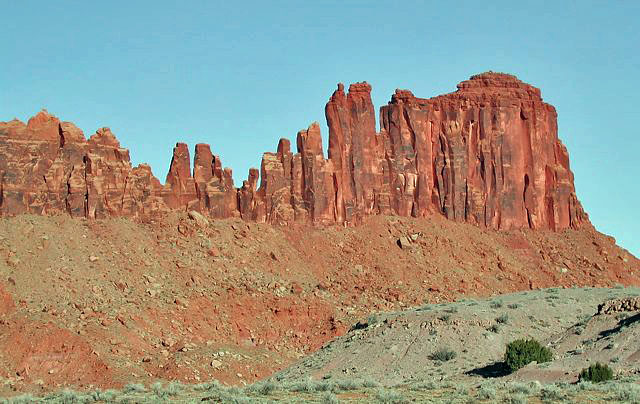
123 383 146 393
490 300 504 309
430 347 457 362
496 313 509 324
476 384 497 399
539 385 567 402
579 362 614 383
321 391 340 404
375 388 406 403
505 338 553 372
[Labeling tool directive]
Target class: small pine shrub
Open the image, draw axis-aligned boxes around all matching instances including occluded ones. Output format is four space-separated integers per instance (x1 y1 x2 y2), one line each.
579 363 613 383
505 339 553 372
430 347 457 362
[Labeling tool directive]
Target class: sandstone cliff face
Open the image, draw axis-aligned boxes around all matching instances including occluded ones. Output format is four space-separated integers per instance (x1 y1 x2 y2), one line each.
0 73 587 230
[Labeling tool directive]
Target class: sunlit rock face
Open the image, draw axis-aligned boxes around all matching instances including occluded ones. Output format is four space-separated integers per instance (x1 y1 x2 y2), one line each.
0 73 587 231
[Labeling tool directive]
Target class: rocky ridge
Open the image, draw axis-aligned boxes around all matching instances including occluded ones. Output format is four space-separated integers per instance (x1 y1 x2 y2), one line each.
0 73 587 230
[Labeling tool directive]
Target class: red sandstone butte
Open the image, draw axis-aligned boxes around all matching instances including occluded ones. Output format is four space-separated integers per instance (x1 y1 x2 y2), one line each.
0 73 587 231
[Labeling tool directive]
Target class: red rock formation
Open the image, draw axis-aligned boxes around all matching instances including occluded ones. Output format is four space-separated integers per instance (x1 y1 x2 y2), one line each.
379 72 586 230
0 73 588 231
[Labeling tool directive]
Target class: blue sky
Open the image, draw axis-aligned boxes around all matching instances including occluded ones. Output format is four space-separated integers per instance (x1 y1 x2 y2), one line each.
2 1 638 256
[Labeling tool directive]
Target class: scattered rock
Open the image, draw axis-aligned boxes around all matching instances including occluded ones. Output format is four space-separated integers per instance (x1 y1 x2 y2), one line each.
188 210 209 227
397 236 412 249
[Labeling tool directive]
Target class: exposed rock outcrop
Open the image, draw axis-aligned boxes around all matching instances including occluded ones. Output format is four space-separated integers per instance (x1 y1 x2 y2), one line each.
0 73 588 230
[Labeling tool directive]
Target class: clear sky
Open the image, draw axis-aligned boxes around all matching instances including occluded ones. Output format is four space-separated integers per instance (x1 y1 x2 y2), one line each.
2 1 638 256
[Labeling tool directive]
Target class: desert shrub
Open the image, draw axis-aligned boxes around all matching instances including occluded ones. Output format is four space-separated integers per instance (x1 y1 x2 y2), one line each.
488 324 501 333
314 380 333 391
49 389 87 403
194 380 223 392
439 314 451 322
368 314 379 325
430 347 457 362
506 393 528 404
151 382 167 398
616 312 629 321
539 385 567 402
374 388 405 403
508 303 520 309
509 382 532 395
476 384 497 399
362 378 380 388
246 380 277 395
89 390 119 401
321 391 340 404
335 378 359 391
497 313 509 324
455 385 469 396
165 381 183 396
579 363 614 383
7 395 37 404
490 300 503 309
610 382 640 402
123 383 146 394
505 339 553 372
409 381 438 391
288 379 316 392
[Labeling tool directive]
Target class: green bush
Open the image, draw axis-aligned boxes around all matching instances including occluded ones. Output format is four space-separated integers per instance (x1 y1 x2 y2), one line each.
505 339 553 372
579 363 613 383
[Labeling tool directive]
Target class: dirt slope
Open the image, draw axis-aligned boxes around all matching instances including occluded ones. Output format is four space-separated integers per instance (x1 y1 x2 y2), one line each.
0 213 637 395
276 287 640 386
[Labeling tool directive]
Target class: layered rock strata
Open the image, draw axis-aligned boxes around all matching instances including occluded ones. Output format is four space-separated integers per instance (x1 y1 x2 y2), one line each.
0 73 587 230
